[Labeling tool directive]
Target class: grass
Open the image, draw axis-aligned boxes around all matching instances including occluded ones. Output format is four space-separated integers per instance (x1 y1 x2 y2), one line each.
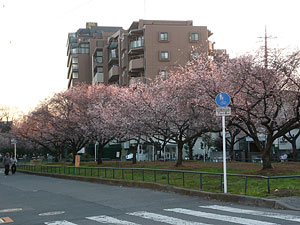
20 160 300 198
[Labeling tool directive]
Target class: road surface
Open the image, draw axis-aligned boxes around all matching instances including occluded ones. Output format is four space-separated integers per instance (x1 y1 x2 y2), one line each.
0 169 299 225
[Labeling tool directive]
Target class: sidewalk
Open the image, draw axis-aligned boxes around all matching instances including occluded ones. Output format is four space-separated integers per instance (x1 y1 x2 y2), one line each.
270 196 300 211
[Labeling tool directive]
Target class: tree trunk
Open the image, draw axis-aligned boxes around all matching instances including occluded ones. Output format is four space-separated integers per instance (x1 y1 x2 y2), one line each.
72 149 77 164
188 146 193 160
262 144 273 170
291 141 298 162
187 138 197 160
97 144 104 164
54 152 59 162
132 144 138 164
176 141 183 167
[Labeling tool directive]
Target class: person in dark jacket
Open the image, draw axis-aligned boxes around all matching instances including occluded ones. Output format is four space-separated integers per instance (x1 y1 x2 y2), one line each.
3 152 10 175
10 156 17 174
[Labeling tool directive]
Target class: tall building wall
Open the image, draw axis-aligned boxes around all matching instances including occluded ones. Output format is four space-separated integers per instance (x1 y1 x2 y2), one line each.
67 20 220 88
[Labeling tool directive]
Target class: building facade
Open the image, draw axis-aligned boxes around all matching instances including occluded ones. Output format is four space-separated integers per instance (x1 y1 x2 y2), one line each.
67 20 221 88
66 23 122 88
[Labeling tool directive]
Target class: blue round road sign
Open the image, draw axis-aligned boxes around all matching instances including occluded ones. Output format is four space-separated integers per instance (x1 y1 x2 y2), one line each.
216 93 231 107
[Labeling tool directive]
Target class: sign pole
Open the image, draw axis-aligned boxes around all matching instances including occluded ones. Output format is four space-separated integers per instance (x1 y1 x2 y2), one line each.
14 143 17 160
216 92 230 194
94 142 97 162
222 115 227 193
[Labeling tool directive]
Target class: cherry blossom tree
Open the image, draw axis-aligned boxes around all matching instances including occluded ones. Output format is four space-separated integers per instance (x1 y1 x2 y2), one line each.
12 104 66 161
135 67 219 166
84 84 125 164
46 85 90 163
172 50 300 169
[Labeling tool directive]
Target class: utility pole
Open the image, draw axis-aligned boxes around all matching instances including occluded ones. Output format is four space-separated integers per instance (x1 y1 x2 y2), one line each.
258 26 276 68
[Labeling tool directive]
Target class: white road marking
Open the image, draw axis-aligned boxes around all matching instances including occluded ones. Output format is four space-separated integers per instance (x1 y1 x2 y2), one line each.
165 208 278 225
200 205 300 223
128 211 209 225
39 211 65 216
0 208 22 213
44 220 77 225
87 215 140 225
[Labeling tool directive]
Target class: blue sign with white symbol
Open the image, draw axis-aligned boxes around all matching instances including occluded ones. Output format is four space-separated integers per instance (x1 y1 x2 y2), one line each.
216 93 231 107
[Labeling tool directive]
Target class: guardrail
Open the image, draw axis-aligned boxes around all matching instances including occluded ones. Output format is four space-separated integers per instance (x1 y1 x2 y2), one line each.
18 164 300 196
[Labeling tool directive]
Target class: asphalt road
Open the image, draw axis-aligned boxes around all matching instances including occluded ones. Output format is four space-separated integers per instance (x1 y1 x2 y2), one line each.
0 169 300 225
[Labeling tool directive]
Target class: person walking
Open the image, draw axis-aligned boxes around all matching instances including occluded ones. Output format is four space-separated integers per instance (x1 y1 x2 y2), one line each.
10 155 17 174
3 152 10 176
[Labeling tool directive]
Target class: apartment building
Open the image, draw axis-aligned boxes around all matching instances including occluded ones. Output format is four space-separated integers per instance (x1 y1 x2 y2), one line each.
67 20 217 88
67 23 122 88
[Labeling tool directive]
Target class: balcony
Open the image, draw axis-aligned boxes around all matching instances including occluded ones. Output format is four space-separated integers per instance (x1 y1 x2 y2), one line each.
93 57 103 69
128 39 144 55
108 66 119 82
93 73 104 83
108 50 118 64
129 57 144 72
67 63 78 79
71 48 89 54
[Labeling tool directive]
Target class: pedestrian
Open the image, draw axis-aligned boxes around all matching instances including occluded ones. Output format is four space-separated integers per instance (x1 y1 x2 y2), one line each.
10 155 17 174
3 152 10 176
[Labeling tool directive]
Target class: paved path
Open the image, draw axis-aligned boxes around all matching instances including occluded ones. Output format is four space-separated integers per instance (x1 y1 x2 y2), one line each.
1 169 300 225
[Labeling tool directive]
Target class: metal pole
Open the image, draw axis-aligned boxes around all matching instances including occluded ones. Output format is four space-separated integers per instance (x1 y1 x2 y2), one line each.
14 143 17 160
152 145 155 161
222 115 227 193
94 142 97 162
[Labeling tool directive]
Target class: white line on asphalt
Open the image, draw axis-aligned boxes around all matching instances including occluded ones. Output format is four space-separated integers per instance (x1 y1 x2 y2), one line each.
200 205 300 223
44 220 77 225
0 208 22 213
87 215 140 225
39 211 65 216
128 211 209 225
165 208 278 225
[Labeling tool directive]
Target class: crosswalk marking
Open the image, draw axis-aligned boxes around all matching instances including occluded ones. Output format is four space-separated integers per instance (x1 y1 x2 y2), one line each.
0 208 22 213
44 204 300 225
200 205 300 223
164 208 278 225
44 220 77 225
86 215 140 225
128 211 209 225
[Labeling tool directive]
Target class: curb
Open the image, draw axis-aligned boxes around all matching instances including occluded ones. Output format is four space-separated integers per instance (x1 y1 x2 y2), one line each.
18 170 300 211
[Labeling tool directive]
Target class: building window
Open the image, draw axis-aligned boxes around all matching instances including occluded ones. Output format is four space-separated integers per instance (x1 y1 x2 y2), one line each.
190 33 199 41
160 51 169 61
72 64 78 70
160 70 168 79
159 32 169 41
72 57 78 64
110 49 118 58
72 72 78 79
80 43 89 48
95 57 103 63
96 67 103 73
96 51 103 57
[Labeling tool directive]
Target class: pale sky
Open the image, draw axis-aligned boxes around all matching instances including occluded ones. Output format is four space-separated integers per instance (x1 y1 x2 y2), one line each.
0 0 299 113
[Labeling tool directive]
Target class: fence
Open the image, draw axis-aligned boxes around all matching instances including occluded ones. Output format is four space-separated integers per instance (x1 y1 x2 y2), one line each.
18 164 300 196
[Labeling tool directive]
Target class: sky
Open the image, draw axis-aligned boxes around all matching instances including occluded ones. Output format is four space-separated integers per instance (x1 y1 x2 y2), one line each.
0 0 299 114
